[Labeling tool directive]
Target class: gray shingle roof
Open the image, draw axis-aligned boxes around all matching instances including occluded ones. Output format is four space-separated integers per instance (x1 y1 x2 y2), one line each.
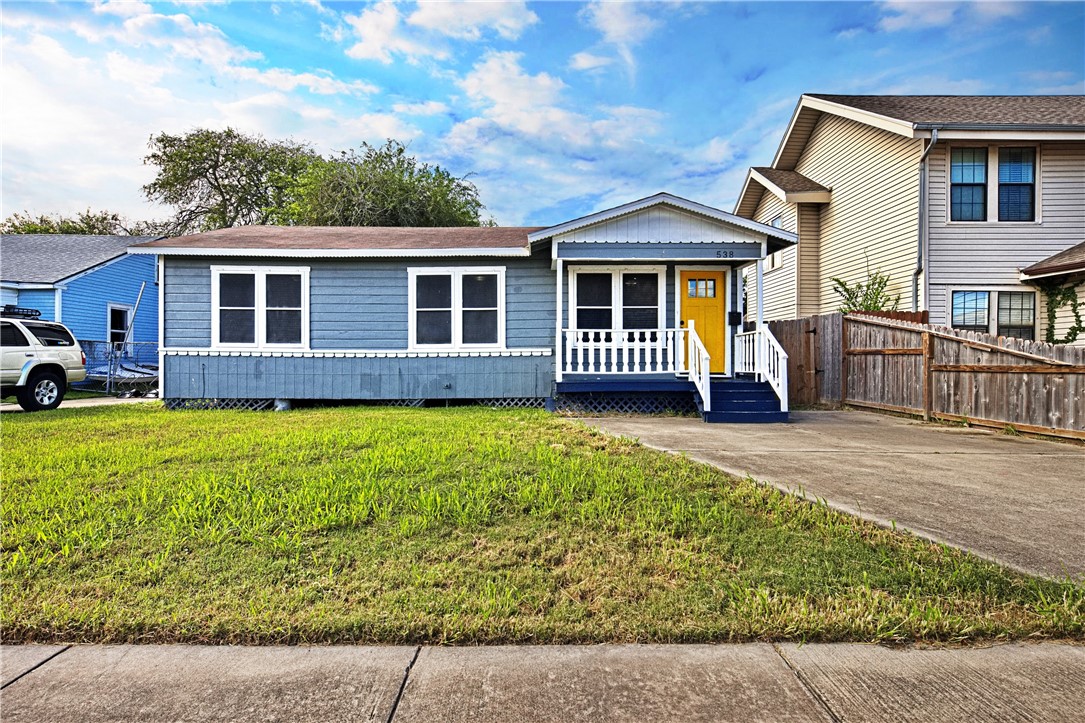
807 94 1085 128
1 235 159 284
1021 241 1085 278
752 167 829 193
130 226 543 252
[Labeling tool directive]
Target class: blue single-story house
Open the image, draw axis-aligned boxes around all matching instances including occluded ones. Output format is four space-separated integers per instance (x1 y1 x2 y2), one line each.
129 194 797 421
1 234 160 347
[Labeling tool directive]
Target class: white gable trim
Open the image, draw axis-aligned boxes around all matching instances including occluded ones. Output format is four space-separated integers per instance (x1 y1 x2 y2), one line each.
128 246 531 258
528 193 796 244
749 168 832 205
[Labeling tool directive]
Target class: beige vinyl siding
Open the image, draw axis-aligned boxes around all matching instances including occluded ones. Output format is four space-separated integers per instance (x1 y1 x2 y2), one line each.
796 204 822 315
1038 278 1085 347
748 192 797 321
792 114 923 314
928 141 1085 326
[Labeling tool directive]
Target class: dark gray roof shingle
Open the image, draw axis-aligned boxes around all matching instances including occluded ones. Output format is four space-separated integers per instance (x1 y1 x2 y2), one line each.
1022 241 1085 278
752 167 830 193
807 94 1085 128
1 234 159 284
130 225 543 252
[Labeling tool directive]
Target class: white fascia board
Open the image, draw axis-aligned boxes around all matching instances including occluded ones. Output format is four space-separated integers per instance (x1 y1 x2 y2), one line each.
528 192 797 243
799 95 917 138
0 281 56 290
1019 266 1085 282
732 169 761 216
127 246 531 258
748 169 831 205
919 128 1085 141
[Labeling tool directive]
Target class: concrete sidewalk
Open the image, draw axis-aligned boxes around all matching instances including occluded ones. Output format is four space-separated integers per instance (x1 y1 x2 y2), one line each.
0 396 156 413
2 643 1082 722
590 411 1085 580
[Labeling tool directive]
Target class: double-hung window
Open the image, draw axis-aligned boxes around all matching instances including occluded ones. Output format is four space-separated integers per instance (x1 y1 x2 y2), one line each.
211 266 309 348
951 290 1035 340
950 146 1037 222
409 267 504 348
571 268 663 330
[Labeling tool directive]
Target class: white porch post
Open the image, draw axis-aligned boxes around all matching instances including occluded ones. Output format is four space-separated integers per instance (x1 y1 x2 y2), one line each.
555 258 563 383
755 257 764 329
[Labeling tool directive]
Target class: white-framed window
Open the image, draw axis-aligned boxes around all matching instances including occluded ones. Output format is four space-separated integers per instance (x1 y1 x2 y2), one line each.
408 267 505 349
569 267 665 330
107 303 132 345
211 266 310 349
950 289 1036 340
765 215 784 271
948 145 1038 223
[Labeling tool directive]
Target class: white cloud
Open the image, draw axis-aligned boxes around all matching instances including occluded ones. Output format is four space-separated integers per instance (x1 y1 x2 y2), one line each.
93 1 153 18
343 2 446 64
879 1 958 32
580 1 660 72
569 51 613 71
407 1 538 41
229 66 378 96
392 100 449 116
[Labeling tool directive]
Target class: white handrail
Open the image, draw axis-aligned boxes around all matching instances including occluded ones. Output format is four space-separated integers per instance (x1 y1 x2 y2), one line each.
734 327 789 412
686 320 711 412
561 328 687 375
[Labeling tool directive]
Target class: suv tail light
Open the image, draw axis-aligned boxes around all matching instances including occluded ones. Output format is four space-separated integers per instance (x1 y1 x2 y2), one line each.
81 351 87 365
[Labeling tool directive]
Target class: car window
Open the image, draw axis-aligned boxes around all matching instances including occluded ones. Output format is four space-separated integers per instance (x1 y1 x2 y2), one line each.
22 322 76 347
1 321 31 347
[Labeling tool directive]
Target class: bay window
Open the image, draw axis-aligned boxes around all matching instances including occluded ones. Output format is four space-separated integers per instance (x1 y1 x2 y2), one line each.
211 266 309 348
409 267 504 348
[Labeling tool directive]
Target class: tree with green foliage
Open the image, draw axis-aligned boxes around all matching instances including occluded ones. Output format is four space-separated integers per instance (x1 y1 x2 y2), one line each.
282 140 485 227
142 128 317 235
831 270 901 313
0 209 167 236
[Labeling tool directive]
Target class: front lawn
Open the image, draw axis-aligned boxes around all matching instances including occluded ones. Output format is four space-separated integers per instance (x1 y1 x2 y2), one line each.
2 405 1081 644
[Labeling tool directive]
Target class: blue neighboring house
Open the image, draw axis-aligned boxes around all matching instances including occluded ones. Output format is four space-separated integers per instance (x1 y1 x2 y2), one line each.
1 234 160 347
130 194 798 422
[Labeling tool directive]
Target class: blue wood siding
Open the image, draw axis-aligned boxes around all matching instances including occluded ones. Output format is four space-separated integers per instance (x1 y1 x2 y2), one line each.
163 251 556 350
557 241 762 260
164 354 553 399
1 288 18 306
17 289 55 320
60 254 158 343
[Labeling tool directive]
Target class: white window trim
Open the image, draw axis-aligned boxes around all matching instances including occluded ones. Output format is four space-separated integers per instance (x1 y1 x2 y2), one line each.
946 286 1039 339
408 266 506 351
567 265 666 330
674 265 733 377
210 265 310 350
106 302 133 344
945 143 1042 225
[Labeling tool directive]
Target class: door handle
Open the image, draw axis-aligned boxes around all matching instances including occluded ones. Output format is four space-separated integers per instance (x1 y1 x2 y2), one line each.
24 352 34 357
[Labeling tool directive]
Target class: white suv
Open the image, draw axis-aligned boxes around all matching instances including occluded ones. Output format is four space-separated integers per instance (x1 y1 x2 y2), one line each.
1 310 86 412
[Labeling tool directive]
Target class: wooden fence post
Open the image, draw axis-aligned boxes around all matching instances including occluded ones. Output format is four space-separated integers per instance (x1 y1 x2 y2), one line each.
840 315 849 405
922 331 933 421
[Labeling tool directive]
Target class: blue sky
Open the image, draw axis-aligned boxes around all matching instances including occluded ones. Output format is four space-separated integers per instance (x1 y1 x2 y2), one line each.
2 1 1082 227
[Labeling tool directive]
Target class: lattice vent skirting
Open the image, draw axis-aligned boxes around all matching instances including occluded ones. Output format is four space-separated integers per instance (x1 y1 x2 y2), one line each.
164 398 274 411
552 392 698 417
477 397 546 409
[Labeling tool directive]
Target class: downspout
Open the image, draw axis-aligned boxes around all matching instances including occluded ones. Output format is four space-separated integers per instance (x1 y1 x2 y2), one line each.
913 127 939 312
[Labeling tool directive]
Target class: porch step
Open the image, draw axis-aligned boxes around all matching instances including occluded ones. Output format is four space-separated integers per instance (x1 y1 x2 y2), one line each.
697 379 788 424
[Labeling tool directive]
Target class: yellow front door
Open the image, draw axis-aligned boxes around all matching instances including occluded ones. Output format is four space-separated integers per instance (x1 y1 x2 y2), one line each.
680 270 727 373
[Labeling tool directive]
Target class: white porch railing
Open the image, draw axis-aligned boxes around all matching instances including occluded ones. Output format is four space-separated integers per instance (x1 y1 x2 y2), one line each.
686 321 711 413
562 328 687 375
735 327 789 412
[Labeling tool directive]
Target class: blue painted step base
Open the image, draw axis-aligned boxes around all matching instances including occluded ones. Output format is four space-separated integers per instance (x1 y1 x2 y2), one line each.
697 379 788 423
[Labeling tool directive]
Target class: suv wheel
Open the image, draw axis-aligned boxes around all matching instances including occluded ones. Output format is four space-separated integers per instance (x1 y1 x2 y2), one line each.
16 370 65 412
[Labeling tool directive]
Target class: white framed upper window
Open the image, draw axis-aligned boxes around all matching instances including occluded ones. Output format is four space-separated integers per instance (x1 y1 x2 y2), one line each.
408 267 505 349
569 267 666 330
107 303 132 346
948 144 1039 223
211 266 310 349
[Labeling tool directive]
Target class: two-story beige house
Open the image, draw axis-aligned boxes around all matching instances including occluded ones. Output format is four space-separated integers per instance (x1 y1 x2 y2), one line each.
735 94 1085 344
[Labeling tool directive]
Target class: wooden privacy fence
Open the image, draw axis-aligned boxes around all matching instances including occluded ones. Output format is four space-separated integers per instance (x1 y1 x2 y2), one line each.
770 312 1085 439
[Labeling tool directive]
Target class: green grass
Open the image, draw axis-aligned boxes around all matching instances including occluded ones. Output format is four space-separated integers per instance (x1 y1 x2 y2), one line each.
2 404 1081 645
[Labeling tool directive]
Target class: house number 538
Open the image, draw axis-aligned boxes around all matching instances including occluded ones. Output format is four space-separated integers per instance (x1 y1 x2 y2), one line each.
715 250 734 258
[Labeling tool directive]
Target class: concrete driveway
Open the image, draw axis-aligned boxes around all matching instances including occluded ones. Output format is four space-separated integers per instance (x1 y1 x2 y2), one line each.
589 411 1085 580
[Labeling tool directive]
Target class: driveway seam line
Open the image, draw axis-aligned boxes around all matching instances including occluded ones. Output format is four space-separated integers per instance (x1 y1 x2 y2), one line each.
772 643 841 723
386 645 421 723
1 645 72 690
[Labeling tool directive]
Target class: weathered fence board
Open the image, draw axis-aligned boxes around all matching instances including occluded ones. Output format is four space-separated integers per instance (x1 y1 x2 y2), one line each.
768 311 1085 439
